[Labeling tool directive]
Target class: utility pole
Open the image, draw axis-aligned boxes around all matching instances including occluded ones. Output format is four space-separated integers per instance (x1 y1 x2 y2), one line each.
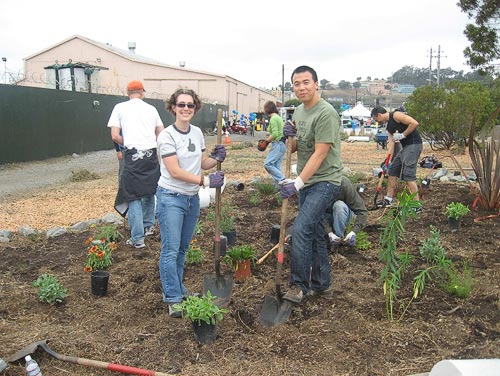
436 45 446 87
428 48 433 85
2 57 6 84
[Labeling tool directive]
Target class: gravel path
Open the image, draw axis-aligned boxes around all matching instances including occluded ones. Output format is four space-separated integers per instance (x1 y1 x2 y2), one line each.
0 132 264 200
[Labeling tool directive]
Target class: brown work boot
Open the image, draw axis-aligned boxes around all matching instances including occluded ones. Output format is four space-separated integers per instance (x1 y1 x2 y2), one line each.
283 285 304 304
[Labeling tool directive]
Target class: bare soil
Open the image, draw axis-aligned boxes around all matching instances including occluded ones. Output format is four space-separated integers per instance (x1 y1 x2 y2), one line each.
1 142 499 376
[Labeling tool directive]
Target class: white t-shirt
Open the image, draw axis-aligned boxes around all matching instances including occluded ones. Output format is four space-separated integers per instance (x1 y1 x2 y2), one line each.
157 124 206 195
107 98 163 150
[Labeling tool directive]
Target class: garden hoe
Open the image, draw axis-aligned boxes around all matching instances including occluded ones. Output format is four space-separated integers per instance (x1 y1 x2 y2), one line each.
8 339 173 376
259 136 294 328
203 109 233 306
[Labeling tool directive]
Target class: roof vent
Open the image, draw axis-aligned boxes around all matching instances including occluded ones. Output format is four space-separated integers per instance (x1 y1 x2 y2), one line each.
179 61 185 68
128 42 136 54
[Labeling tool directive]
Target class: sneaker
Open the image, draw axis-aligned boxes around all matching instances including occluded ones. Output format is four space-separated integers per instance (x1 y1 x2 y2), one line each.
309 287 333 297
283 285 304 304
126 238 146 249
376 198 393 208
168 304 182 318
144 226 155 236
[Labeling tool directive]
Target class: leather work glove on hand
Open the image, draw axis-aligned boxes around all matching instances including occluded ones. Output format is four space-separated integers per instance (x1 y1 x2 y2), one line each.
257 139 269 152
344 231 357 247
283 122 297 137
392 133 406 142
203 171 225 188
278 177 304 199
210 144 227 162
330 233 343 247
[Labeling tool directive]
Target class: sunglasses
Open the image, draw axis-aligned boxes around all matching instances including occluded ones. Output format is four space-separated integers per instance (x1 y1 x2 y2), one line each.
176 103 196 109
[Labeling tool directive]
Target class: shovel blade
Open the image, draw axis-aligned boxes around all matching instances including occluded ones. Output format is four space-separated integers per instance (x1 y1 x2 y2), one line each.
259 294 293 328
203 274 233 307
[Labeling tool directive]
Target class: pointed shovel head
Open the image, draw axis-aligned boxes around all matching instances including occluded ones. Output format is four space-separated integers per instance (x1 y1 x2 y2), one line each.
203 274 234 307
259 294 294 328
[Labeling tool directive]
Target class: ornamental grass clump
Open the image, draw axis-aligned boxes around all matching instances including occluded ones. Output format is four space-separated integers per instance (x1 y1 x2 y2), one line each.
83 237 117 272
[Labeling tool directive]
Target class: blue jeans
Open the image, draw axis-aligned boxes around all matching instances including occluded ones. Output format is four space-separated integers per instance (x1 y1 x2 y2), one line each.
331 200 354 237
128 195 155 244
156 186 200 304
290 182 340 293
264 141 286 186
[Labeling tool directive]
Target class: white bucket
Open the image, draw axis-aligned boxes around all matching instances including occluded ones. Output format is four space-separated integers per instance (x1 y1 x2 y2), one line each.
429 359 500 376
199 187 211 209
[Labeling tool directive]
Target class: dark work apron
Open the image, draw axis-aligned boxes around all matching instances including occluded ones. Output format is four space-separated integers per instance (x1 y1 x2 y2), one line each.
114 148 160 217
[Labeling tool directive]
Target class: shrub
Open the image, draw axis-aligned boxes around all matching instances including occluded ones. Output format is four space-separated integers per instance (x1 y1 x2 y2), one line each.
442 262 473 298
32 273 67 304
174 291 228 325
255 181 276 196
223 244 256 268
444 202 470 220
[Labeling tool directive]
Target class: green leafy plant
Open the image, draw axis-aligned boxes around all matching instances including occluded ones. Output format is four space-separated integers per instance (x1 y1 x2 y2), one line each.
442 261 473 298
186 239 204 264
444 202 471 220
249 191 261 206
70 168 100 182
95 224 123 243
354 231 371 251
379 189 421 320
174 291 228 325
205 201 236 232
83 237 117 272
223 244 256 269
255 181 276 196
32 273 67 304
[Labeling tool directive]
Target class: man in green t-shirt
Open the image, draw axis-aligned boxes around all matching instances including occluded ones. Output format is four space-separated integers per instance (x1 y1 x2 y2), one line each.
279 65 343 304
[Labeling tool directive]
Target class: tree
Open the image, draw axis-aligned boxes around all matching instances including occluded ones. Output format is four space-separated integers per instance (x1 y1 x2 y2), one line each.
338 80 352 89
285 98 302 107
406 81 495 150
458 0 500 75
320 79 333 90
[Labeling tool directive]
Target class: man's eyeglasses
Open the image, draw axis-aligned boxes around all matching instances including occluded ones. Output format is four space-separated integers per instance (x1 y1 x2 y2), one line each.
176 103 196 109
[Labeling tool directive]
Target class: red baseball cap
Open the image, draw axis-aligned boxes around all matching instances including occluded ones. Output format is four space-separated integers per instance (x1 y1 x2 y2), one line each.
127 80 145 92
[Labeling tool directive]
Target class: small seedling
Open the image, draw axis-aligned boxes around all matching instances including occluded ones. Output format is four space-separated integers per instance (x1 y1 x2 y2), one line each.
186 240 204 264
96 224 123 242
174 291 228 325
444 202 470 220
32 273 67 304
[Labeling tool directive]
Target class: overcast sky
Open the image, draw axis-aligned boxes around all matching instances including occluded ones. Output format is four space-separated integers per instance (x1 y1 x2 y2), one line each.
1 0 472 88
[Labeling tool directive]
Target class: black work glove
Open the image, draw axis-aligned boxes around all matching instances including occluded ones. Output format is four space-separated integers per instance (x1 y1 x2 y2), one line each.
257 139 269 151
210 144 226 162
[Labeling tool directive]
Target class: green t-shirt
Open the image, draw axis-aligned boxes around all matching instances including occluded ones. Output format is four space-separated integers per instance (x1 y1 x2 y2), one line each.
293 99 342 186
268 114 284 141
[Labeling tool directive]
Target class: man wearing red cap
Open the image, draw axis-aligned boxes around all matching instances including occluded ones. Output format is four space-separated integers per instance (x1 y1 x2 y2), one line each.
108 80 164 248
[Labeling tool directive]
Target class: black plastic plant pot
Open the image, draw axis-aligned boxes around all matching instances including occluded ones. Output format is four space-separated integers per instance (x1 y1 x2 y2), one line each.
192 321 217 344
448 217 461 232
270 225 280 244
91 270 109 296
222 230 236 246
213 235 228 257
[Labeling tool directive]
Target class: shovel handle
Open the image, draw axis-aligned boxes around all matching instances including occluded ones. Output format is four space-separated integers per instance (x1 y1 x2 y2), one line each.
257 243 279 265
213 109 223 268
40 342 173 375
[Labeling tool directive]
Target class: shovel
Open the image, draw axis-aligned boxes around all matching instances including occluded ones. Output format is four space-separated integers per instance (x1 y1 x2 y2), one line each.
8 339 173 376
370 153 391 210
203 109 233 305
259 135 294 328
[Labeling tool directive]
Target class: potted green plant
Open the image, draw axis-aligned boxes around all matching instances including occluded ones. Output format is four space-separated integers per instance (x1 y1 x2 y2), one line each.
174 291 228 344
223 244 256 281
83 237 117 296
206 201 237 246
444 202 470 232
